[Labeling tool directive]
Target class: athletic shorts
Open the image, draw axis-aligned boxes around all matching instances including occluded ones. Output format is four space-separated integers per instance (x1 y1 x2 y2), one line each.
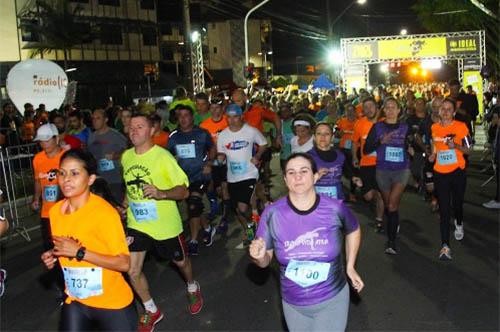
228 179 257 205
189 181 208 195
359 166 378 195
211 165 227 187
126 228 187 261
375 168 410 192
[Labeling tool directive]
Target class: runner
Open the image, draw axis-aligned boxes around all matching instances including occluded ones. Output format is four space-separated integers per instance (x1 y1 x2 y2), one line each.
308 122 346 201
200 97 231 232
250 152 363 331
167 105 216 255
121 113 203 332
41 149 137 331
352 97 385 232
290 114 315 153
364 97 411 254
216 104 267 245
150 114 169 147
429 98 472 260
336 103 357 201
87 108 128 204
194 92 211 126
278 102 294 170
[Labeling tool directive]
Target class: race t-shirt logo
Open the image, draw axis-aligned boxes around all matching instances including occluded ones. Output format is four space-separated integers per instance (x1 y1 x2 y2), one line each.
225 140 249 150
124 164 152 200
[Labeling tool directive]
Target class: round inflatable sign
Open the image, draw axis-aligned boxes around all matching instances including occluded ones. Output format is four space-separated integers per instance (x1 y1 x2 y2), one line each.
6 59 68 115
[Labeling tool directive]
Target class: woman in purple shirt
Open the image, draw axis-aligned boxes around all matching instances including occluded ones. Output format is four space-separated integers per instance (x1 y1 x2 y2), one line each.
364 97 411 255
308 122 346 200
249 153 364 332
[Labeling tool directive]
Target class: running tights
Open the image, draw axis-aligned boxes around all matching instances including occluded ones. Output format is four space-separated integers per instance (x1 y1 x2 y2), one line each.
60 301 138 332
434 168 467 246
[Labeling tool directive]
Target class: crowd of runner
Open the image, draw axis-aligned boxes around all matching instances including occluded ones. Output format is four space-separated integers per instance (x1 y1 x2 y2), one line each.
0 77 498 331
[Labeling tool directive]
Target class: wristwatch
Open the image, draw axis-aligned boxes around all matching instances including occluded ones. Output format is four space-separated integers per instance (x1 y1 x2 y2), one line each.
76 247 86 262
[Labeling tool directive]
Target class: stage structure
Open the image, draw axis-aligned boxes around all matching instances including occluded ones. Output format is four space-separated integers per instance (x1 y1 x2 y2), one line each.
340 30 486 114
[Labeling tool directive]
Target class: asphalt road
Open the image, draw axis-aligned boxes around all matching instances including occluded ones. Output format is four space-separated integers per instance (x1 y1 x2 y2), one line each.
0 149 498 331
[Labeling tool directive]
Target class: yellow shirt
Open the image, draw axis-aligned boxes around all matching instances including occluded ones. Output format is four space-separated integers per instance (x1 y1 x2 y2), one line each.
121 145 189 240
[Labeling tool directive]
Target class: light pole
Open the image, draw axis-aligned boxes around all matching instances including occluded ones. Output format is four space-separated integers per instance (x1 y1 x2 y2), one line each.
245 0 270 66
326 0 367 47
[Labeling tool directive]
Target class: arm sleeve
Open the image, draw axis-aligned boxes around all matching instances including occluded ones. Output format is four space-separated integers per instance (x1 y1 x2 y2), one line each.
363 125 379 154
337 201 359 235
256 206 275 250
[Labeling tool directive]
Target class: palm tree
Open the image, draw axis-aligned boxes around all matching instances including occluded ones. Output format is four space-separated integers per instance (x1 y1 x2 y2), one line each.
18 0 93 70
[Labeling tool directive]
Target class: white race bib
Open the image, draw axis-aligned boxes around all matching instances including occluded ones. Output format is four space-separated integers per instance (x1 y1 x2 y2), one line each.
44 185 59 202
130 201 158 222
176 144 196 159
385 146 404 162
285 260 331 288
229 161 247 175
437 149 458 165
98 159 115 172
63 267 103 299
315 185 338 199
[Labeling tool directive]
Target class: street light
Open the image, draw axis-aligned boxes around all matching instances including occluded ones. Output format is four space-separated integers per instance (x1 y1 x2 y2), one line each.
327 49 343 65
191 31 200 42
400 28 408 35
245 0 270 66
357 0 367 4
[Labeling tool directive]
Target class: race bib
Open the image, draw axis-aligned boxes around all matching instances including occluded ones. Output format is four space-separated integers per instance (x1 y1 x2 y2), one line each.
229 161 247 175
176 144 196 159
44 185 59 202
63 267 103 299
130 201 158 222
343 139 352 149
285 259 331 288
437 149 458 165
385 146 404 163
315 185 338 199
98 159 115 172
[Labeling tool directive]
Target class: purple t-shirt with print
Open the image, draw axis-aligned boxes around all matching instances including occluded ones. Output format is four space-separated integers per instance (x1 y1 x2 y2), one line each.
308 148 345 200
256 194 359 306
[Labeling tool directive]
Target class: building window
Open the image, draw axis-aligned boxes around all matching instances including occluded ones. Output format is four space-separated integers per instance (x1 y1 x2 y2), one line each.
142 27 157 46
100 24 122 44
98 0 120 6
20 19 40 42
161 47 174 61
160 23 172 36
76 22 93 43
213 47 217 54
140 0 155 10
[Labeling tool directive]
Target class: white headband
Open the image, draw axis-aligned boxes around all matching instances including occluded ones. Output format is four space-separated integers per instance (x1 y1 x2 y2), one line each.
293 120 311 127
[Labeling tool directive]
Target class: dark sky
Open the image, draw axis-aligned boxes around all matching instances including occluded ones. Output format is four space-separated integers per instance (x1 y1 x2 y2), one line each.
158 0 426 66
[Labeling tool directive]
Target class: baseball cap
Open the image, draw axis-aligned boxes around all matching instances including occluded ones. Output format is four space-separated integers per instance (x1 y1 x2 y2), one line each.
226 104 242 116
34 123 58 141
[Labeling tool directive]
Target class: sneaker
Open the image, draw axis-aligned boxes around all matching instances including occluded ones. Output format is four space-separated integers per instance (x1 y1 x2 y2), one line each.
188 241 199 256
439 245 452 261
483 200 500 209
375 219 384 233
454 220 464 241
138 310 164 332
187 281 203 315
385 241 397 255
202 226 216 247
216 219 228 234
0 269 6 297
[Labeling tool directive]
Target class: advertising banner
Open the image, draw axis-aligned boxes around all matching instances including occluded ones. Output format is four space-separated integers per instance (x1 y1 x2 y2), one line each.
446 36 480 56
378 37 447 60
346 41 378 61
6 59 68 114
463 70 484 118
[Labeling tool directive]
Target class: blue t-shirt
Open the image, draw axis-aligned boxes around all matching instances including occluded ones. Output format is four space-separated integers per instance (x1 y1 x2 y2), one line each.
256 195 359 306
167 126 213 182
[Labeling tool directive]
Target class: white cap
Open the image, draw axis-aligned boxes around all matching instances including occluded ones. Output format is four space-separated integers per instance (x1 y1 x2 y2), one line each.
34 123 58 141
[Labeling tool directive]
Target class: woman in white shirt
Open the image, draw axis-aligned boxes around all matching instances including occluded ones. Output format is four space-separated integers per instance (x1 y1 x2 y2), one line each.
290 114 316 153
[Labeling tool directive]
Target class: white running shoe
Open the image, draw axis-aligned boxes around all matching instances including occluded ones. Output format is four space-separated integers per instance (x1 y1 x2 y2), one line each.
483 200 500 209
439 245 452 260
454 219 464 241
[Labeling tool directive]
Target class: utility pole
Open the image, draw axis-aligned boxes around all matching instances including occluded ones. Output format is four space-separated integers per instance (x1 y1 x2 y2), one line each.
182 0 193 93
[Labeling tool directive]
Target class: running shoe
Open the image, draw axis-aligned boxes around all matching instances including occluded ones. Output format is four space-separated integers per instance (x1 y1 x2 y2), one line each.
188 241 199 256
187 281 203 315
439 245 452 261
384 241 397 255
483 200 500 209
202 226 216 247
138 310 164 332
0 269 6 297
454 219 464 241
375 219 384 233
216 218 229 234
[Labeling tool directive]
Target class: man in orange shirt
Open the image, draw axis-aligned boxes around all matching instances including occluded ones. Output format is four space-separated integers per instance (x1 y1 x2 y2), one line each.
32 123 66 293
352 97 385 231
336 103 357 201
200 97 230 228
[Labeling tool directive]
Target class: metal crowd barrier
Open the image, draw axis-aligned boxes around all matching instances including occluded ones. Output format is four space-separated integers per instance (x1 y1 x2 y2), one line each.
0 143 39 242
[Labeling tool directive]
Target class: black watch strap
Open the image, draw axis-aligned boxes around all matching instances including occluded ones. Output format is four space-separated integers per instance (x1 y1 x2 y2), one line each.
76 247 86 262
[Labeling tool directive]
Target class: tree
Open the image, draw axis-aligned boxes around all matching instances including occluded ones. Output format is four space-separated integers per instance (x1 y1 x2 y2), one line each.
18 0 93 69
412 0 499 75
